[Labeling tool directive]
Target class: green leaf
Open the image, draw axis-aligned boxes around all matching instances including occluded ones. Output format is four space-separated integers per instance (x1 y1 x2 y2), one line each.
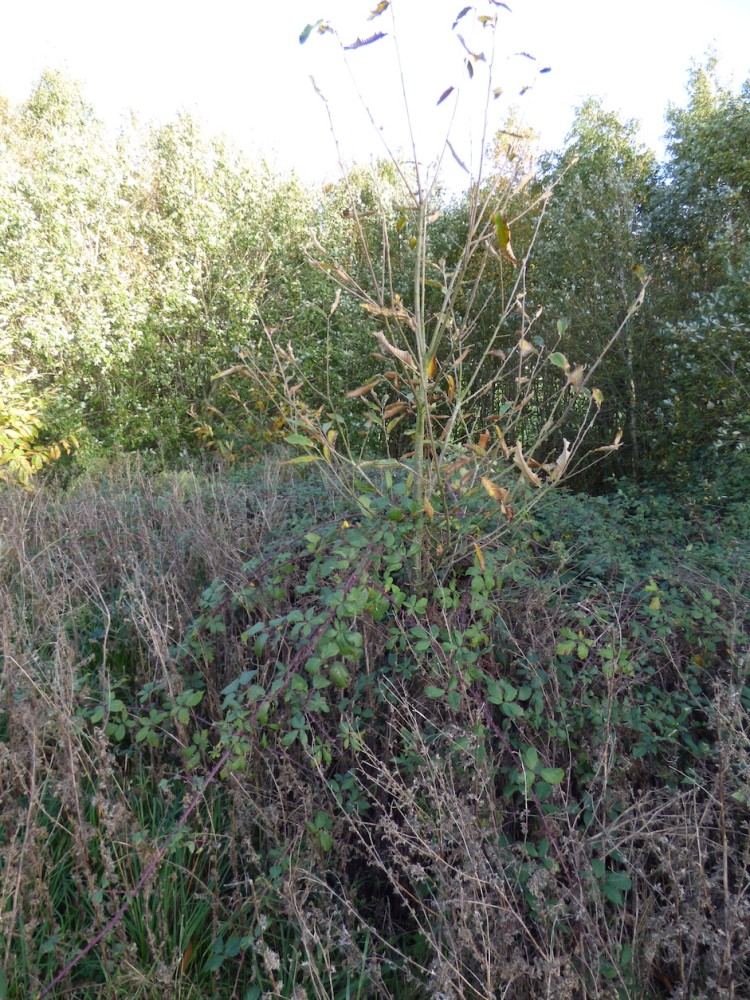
538 767 565 785
503 681 518 701
285 433 316 447
494 214 509 246
224 935 242 958
601 883 624 906
522 746 539 771
486 680 505 704
300 21 322 44
425 685 446 699
329 663 351 689
548 352 569 369
591 858 606 879
203 953 225 972
319 829 334 852
246 684 266 702
606 871 632 891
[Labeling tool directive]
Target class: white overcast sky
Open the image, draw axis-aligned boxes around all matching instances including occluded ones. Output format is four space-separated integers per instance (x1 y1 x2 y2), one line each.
1 0 749 185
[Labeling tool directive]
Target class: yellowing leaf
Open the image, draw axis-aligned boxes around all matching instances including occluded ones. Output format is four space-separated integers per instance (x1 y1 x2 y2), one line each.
480 479 514 519
445 373 455 401
368 0 389 18
493 212 517 265
481 476 503 501
424 497 435 520
473 542 486 571
517 338 535 359
283 454 322 465
592 387 604 407
495 213 510 246
427 355 438 380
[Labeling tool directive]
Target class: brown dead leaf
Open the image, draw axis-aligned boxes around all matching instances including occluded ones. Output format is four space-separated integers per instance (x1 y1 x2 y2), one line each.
346 380 380 399
514 441 543 487
372 330 416 370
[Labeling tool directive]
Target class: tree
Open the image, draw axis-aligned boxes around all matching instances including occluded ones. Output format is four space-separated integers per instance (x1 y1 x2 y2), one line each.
645 60 750 466
223 3 643 589
527 99 656 480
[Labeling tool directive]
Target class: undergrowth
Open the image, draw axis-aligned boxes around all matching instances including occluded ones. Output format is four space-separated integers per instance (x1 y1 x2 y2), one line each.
1 456 749 999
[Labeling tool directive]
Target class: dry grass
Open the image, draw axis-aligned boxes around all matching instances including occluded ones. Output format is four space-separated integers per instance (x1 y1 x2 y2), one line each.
1 458 749 998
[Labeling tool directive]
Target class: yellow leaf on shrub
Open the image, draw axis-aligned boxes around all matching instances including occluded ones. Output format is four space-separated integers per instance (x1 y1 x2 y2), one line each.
517 338 535 358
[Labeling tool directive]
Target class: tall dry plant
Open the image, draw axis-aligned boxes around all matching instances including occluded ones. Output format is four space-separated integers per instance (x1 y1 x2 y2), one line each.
217 0 646 588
